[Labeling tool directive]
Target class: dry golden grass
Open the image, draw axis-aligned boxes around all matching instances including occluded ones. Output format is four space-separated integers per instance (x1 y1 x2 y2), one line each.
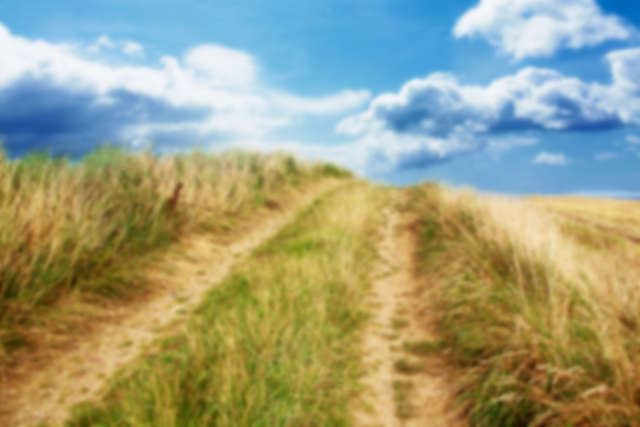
528 196 640 245
64 183 382 427
411 184 640 426
0 147 350 369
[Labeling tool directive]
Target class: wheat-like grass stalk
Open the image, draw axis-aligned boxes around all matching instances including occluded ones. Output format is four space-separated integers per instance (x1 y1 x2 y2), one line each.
0 146 351 364
412 184 640 426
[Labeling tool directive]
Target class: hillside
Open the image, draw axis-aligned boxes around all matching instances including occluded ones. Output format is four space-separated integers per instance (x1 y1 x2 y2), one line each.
2 149 640 426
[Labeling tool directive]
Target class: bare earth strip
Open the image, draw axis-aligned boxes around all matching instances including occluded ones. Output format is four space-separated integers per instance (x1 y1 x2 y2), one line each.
356 196 462 427
1 182 339 427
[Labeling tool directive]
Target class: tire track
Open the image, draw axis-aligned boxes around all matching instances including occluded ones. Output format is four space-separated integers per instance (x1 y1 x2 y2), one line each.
1 182 340 427
356 195 462 427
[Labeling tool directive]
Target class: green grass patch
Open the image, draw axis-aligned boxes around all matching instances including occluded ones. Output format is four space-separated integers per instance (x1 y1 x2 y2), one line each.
0 146 352 367
66 183 381 427
409 184 640 426
391 317 410 329
394 358 425 374
402 339 445 356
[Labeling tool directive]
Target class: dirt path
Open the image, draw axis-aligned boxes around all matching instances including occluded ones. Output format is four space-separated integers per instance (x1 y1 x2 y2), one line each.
356 196 461 427
1 183 338 427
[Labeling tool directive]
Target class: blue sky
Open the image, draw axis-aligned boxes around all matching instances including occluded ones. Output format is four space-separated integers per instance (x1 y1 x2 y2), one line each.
1 0 640 196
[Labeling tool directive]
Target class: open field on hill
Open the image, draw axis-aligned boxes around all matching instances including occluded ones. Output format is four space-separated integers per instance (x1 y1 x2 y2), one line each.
3 179 343 426
410 184 640 426
528 196 640 247
4 147 640 427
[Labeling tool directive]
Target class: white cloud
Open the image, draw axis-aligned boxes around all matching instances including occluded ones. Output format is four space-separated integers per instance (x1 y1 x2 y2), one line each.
184 44 257 88
122 41 144 57
626 135 640 144
88 35 114 52
268 90 371 115
337 48 640 171
454 0 633 60
362 130 486 172
89 36 145 58
533 152 570 165
0 23 369 154
594 152 618 160
233 139 369 175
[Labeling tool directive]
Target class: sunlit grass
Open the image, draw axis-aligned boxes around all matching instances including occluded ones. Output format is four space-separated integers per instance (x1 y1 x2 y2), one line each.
0 146 351 366
410 184 640 426
66 183 382 426
529 196 640 246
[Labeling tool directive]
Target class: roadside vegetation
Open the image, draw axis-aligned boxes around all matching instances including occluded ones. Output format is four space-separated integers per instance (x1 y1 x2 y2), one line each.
409 183 640 426
66 183 382 426
8 144 640 427
0 146 350 368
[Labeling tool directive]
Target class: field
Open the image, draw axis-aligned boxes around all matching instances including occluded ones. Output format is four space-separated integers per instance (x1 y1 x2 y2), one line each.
3 148 640 427
410 185 640 426
528 196 640 246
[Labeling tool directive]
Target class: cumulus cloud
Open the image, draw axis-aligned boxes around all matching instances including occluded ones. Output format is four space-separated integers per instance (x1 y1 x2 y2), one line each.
533 152 570 165
0 23 369 156
454 0 633 60
268 90 371 115
184 44 257 88
88 35 115 52
627 135 640 144
338 48 640 171
122 41 144 57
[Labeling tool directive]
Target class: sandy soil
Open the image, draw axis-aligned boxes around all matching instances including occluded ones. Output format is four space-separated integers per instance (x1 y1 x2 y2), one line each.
0 183 337 427
356 196 462 427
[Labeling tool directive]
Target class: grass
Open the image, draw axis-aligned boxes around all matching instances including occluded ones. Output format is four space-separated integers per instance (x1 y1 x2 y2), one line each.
528 196 640 248
65 183 382 426
391 317 410 329
409 183 640 426
402 339 445 356
12 147 640 426
0 146 351 368
394 358 425 374
392 380 416 419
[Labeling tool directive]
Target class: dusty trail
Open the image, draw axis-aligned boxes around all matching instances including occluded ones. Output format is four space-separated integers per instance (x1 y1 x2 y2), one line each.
356 196 461 427
1 182 338 427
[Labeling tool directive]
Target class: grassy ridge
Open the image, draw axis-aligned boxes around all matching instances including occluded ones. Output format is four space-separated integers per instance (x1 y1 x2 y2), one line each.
409 184 640 426
0 147 350 364
66 183 382 426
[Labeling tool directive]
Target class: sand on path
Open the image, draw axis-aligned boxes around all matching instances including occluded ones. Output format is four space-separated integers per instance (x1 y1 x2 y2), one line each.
1 182 338 427
355 194 463 427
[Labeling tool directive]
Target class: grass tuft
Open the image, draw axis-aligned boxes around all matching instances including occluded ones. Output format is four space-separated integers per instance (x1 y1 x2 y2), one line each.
410 183 640 426
65 183 382 427
394 358 425 374
0 146 351 368
403 339 445 356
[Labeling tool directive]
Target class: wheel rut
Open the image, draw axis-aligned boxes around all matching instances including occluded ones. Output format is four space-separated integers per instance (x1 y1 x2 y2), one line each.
1 183 339 427
356 195 462 427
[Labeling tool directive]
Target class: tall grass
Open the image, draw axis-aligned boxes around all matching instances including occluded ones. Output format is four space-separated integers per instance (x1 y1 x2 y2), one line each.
410 184 640 426
528 196 640 242
66 183 381 427
0 146 350 364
